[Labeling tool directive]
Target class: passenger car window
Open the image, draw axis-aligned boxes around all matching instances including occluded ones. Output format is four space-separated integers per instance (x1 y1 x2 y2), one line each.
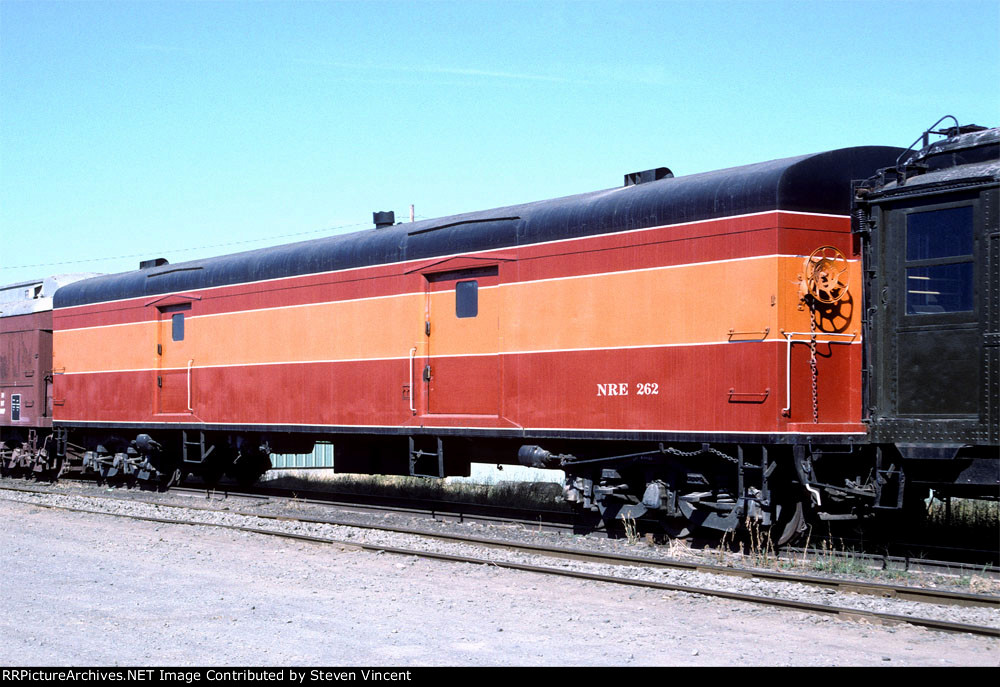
906 263 974 314
906 206 973 260
905 206 974 315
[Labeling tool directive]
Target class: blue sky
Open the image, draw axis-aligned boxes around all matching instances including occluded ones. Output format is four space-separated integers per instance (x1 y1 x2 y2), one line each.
1 0 997 286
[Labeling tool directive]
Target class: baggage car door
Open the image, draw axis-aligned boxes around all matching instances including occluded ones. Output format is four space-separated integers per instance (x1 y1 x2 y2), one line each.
423 265 501 416
154 302 193 415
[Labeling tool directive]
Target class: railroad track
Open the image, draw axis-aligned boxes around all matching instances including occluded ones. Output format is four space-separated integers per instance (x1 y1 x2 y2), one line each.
147 486 1000 584
145 483 1000 580
2 482 998 638
178 482 588 534
6 476 999 579
7 476 1000 580
49 472 590 534
183 482 1000 575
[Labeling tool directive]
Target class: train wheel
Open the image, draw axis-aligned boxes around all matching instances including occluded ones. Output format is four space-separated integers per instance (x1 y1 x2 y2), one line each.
37 456 65 483
772 500 806 546
661 519 692 540
158 467 182 491
4 448 27 478
228 451 271 488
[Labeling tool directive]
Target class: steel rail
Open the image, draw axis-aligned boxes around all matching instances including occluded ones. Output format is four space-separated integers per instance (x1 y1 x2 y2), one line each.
2 492 998 639
2 483 998 613
172 484 1000 578
4 480 996 583
47 475 1000 573
174 483 586 533
53 474 582 533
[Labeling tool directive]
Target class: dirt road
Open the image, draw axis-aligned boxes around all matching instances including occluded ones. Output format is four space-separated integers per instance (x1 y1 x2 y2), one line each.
1 499 995 666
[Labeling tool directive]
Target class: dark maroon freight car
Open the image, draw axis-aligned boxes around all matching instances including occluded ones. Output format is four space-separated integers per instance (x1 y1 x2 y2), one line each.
0 275 96 476
0 309 52 428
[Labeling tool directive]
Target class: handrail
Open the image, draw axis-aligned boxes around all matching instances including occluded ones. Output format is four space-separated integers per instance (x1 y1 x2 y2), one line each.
727 327 770 341
895 115 959 168
187 359 194 413
408 347 417 414
779 331 856 418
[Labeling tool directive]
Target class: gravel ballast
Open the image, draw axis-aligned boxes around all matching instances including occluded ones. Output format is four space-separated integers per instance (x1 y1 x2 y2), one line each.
0 483 998 665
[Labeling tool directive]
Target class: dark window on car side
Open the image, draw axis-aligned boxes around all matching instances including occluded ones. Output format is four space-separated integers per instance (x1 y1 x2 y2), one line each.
456 280 478 318
905 263 974 313
906 206 973 260
172 313 185 341
905 205 974 315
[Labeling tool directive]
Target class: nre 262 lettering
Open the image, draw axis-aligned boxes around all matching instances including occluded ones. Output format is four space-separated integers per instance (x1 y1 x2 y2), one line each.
596 383 659 397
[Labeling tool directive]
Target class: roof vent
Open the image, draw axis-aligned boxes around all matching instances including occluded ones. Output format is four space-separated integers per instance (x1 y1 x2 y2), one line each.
624 167 673 187
139 258 169 270
373 211 395 229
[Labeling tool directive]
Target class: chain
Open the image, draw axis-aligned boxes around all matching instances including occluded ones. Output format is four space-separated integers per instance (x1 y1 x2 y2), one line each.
666 446 739 465
809 299 819 423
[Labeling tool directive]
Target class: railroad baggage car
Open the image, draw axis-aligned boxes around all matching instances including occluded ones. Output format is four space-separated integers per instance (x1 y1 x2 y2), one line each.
3 118 996 541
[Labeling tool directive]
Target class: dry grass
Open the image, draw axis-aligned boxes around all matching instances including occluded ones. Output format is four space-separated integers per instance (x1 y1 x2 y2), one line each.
665 536 696 560
926 497 999 529
620 513 640 545
967 575 999 594
911 496 999 559
707 522 907 581
742 517 776 568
